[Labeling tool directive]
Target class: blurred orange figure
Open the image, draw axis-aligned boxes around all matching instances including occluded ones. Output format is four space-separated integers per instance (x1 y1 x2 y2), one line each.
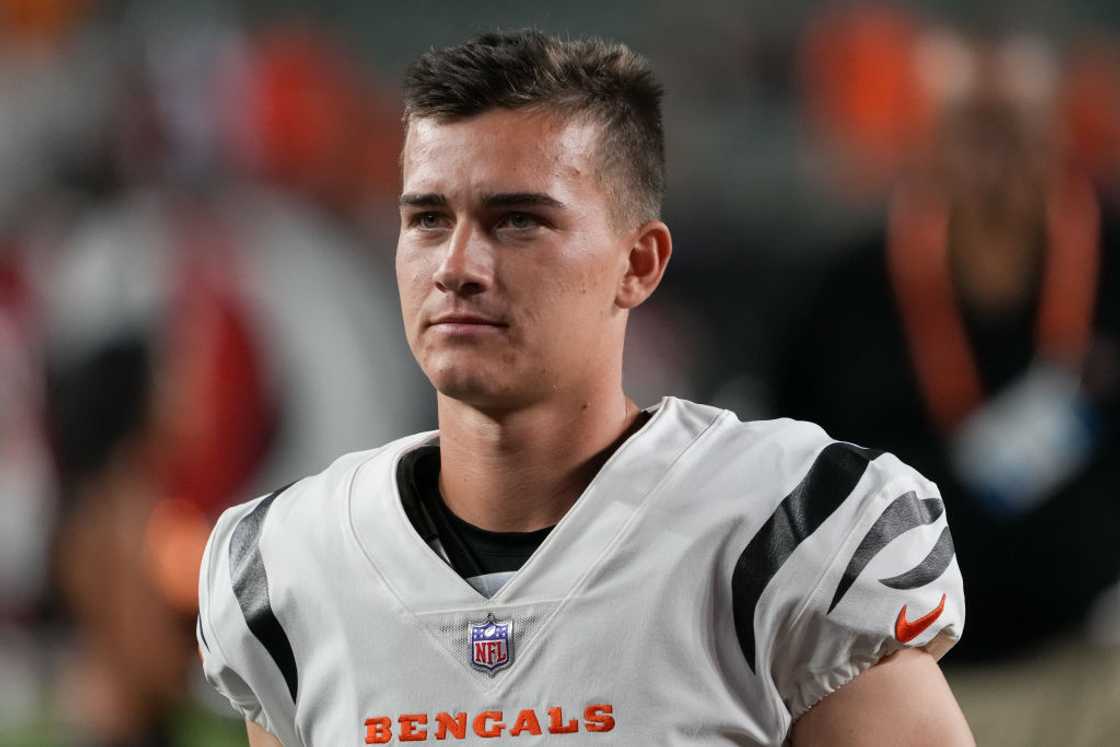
776 35 1120 663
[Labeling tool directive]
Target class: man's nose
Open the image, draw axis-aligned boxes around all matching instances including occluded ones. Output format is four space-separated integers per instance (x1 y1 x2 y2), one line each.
433 223 491 297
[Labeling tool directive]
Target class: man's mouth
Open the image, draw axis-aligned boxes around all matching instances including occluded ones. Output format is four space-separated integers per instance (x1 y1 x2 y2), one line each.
429 313 506 327
427 313 509 337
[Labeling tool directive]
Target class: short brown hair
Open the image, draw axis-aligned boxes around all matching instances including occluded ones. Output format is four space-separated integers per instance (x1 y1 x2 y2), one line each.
402 29 665 225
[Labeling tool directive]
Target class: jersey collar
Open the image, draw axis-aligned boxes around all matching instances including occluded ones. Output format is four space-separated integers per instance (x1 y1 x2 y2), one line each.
347 396 721 613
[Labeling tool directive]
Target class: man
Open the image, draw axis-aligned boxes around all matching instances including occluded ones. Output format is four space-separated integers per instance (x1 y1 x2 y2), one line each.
198 30 973 745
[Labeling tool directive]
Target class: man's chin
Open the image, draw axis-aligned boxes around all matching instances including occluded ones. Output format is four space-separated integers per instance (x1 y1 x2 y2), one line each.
429 372 542 414
431 371 508 405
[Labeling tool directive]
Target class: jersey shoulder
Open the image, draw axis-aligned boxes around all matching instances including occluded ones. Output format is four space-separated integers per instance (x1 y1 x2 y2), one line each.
195 431 434 737
209 429 435 555
689 406 929 515
706 412 963 729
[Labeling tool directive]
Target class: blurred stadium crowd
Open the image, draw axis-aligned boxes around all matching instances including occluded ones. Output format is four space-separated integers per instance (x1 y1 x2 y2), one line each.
1 0 1119 745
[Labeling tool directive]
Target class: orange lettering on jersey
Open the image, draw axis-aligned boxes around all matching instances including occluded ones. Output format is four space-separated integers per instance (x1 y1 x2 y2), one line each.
364 703 615 740
364 717 392 744
398 713 428 741
473 710 505 738
584 704 615 733
435 711 467 740
509 708 543 736
547 706 579 734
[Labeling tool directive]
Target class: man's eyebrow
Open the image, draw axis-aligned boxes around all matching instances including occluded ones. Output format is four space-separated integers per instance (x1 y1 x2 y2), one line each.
481 192 566 209
399 192 567 210
399 193 448 208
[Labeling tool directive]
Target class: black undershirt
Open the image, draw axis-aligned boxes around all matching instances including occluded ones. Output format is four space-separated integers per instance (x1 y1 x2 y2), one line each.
402 445 554 580
396 411 653 583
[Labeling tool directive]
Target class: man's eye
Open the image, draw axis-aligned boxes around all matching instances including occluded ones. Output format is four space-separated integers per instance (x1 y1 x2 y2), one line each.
412 212 448 230
497 212 540 231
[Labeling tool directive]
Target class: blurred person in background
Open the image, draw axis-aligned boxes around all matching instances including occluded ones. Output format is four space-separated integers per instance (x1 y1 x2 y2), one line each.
0 1 121 743
775 28 1120 745
0 0 107 629
0 5 428 745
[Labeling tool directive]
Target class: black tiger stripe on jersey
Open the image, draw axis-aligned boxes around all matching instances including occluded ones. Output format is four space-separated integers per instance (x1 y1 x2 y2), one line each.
827 492 944 613
197 616 209 651
230 482 299 702
879 526 956 590
733 442 883 673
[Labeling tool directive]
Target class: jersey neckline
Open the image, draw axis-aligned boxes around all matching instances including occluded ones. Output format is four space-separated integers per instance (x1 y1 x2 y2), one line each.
345 396 717 613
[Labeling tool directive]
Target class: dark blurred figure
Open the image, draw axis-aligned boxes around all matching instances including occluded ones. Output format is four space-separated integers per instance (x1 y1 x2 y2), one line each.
775 51 1120 663
21 12 426 746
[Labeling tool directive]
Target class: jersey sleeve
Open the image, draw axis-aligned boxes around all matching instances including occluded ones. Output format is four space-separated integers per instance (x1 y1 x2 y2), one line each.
196 496 277 733
766 452 965 722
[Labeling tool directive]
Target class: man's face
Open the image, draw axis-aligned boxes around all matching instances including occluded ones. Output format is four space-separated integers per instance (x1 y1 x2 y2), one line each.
396 108 632 411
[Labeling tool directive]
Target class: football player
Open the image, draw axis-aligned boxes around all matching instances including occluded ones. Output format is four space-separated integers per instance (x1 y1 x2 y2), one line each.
199 30 974 745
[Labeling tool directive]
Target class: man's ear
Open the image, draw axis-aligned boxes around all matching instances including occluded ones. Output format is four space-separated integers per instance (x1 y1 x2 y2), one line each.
616 220 672 310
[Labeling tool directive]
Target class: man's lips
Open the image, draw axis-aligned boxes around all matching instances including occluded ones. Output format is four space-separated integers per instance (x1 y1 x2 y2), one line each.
427 313 508 329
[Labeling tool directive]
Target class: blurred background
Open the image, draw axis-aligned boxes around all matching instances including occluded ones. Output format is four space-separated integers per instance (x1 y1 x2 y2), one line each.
1 0 1118 744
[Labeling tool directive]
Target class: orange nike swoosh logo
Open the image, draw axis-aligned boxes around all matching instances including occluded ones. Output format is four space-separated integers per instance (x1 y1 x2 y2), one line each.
894 592 947 643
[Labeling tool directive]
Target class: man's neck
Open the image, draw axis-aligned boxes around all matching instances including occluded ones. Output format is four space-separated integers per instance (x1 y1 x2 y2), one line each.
435 388 642 533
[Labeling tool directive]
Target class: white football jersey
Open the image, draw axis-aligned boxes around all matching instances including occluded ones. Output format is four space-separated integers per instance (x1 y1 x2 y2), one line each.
198 397 964 745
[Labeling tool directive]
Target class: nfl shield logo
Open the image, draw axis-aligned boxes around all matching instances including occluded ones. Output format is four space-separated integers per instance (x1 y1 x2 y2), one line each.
469 614 513 674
